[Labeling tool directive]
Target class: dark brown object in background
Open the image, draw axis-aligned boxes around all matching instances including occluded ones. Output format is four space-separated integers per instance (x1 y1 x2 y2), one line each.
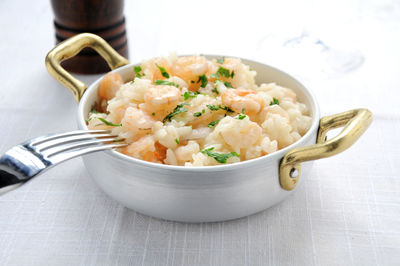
51 0 128 74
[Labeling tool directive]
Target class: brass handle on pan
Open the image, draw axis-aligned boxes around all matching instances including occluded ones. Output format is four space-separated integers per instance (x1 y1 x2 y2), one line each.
45 33 130 102
280 108 373 191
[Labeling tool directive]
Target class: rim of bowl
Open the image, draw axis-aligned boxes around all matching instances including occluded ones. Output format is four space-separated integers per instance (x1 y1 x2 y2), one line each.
78 55 320 172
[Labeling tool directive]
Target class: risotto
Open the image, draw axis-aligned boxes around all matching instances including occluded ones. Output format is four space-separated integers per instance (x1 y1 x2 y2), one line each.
87 55 312 166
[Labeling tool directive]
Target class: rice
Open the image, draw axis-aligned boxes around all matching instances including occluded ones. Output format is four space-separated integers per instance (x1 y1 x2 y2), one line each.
87 55 312 166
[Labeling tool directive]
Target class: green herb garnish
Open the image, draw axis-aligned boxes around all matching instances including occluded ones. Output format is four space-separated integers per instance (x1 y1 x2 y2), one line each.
175 138 180 144
152 112 155 116
237 108 246 119
221 106 234 113
97 118 122 127
206 104 219 111
156 64 169 78
231 70 235 78
197 74 208 88
208 119 220 128
202 109 205 113
217 57 225 64
237 114 246 120
183 91 198 100
134 66 144 78
200 147 240 163
210 66 232 79
163 103 189 122
212 87 219 95
224 81 233 88
206 104 234 113
154 80 179 88
270 97 280 105
193 112 202 117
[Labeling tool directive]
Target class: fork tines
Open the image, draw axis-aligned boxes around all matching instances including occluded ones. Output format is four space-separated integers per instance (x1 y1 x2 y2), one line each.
27 130 125 158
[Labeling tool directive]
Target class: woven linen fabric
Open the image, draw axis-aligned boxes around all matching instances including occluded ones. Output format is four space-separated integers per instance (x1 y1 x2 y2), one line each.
0 0 399 265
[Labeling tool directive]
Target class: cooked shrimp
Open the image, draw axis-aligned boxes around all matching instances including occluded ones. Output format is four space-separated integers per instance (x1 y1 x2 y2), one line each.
209 57 256 89
143 85 181 112
141 57 172 81
122 135 160 163
172 55 208 91
98 72 123 100
214 116 262 149
221 89 264 115
121 107 156 140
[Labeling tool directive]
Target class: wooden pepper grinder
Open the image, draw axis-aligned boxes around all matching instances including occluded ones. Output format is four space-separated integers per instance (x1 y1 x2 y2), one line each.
51 0 128 74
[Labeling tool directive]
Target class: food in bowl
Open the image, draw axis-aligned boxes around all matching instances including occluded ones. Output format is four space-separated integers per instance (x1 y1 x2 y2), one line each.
87 55 312 166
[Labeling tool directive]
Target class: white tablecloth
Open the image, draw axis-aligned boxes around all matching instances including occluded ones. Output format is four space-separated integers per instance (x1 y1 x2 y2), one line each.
0 0 399 265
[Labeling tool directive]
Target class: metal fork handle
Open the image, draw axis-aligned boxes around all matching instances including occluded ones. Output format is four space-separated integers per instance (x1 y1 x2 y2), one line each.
0 143 125 194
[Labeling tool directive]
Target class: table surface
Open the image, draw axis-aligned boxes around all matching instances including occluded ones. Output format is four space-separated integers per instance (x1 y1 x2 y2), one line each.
0 0 399 265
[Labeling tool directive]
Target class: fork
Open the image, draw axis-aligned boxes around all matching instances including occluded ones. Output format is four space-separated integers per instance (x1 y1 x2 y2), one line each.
0 130 127 193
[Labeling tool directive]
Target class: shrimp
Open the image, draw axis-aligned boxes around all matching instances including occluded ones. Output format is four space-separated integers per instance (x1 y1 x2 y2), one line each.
141 57 173 81
121 135 160 163
121 107 156 140
97 72 123 100
143 85 181 112
221 89 264 115
208 57 256 89
172 55 208 91
213 116 262 149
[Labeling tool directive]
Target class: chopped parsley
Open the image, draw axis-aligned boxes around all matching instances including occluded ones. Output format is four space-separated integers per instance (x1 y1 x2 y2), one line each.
152 112 155 116
206 104 219 111
156 64 170 78
210 66 232 79
206 104 234 113
183 91 199 100
224 81 233 88
190 80 195 84
134 66 144 78
200 147 240 163
163 103 189 122
217 57 225 64
154 80 179 88
237 113 246 120
175 138 180 144
208 119 220 128
202 109 205 113
221 105 234 113
97 117 122 127
197 74 208 88
270 97 280 105
231 70 235 78
193 112 202 117
212 87 219 95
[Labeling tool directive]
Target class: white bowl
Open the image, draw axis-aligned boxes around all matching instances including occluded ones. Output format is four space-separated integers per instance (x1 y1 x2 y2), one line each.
76 57 319 222
45 34 371 222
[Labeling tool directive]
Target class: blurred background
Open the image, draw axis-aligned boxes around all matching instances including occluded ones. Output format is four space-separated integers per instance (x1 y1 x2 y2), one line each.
1 0 399 116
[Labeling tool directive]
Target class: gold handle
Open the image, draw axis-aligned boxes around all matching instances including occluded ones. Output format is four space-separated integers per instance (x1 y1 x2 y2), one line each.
280 108 373 191
45 33 130 102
